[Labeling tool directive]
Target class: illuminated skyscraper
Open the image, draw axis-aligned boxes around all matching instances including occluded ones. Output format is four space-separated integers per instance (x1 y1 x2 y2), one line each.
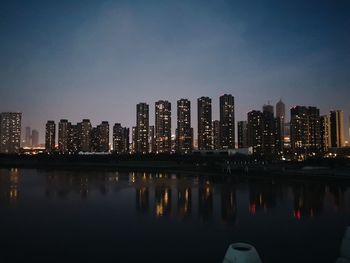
290 106 321 156
136 103 149 154
320 115 331 152
45 120 56 153
197 97 212 150
68 124 79 153
330 110 345 148
155 100 171 153
149 125 156 153
247 110 263 155
237 121 248 148
212 120 221 150
262 104 276 157
113 123 129 154
220 94 235 149
92 121 109 152
78 119 92 152
58 119 71 153
176 99 193 154
0 112 22 153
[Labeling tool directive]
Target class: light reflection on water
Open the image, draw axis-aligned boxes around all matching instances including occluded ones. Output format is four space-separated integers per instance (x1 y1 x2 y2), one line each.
0 168 349 262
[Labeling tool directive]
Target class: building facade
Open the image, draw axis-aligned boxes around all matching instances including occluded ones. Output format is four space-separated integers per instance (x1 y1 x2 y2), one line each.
247 110 263 155
176 99 193 154
155 100 172 153
198 97 212 150
58 119 71 153
237 121 248 148
113 123 129 154
220 94 235 149
0 112 22 154
45 120 56 153
136 103 149 154
330 110 345 148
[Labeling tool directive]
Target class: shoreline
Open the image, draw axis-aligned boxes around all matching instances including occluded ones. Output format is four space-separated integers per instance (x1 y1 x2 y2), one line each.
1 154 350 182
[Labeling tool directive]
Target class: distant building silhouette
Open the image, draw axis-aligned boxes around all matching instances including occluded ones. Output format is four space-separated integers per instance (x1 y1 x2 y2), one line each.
45 120 56 153
330 110 344 148
212 120 221 150
0 112 22 153
176 99 193 154
136 103 149 154
25 126 31 147
197 97 212 150
155 100 171 153
31 129 39 147
237 121 248 148
220 94 235 149
276 99 285 151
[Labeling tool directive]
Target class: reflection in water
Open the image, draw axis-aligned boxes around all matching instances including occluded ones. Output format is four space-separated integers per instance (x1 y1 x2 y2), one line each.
292 183 325 220
177 187 191 219
0 169 349 224
136 187 149 213
249 182 279 215
198 182 213 221
221 185 237 224
0 168 20 204
155 187 171 217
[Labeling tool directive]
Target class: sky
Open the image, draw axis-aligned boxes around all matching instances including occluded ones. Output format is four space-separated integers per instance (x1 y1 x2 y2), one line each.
0 0 349 143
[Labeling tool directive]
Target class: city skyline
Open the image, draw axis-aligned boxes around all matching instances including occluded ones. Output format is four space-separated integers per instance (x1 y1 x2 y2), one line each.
0 0 349 143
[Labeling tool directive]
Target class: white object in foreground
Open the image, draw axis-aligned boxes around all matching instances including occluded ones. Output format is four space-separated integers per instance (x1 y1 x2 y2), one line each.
223 243 262 263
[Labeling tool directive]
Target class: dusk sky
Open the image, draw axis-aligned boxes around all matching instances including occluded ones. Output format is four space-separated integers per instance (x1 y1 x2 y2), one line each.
0 0 349 143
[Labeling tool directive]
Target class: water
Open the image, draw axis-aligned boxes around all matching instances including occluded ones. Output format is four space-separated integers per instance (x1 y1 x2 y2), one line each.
0 168 349 263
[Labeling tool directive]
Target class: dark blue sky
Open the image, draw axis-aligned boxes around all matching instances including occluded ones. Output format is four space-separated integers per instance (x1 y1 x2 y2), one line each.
0 0 349 143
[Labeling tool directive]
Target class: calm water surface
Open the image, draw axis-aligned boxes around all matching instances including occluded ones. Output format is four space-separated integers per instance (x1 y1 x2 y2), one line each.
0 168 349 262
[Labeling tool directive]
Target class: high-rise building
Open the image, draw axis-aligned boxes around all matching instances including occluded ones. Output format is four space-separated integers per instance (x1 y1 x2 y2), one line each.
176 99 193 154
212 120 221 150
91 121 109 152
276 100 286 153
320 115 331 152
276 99 286 120
69 124 79 153
262 104 276 157
131 126 136 153
98 121 109 152
198 97 212 150
247 110 263 155
290 106 321 156
113 123 129 154
237 121 248 148
155 100 171 153
31 129 39 147
25 126 31 147
0 112 22 154
330 110 345 148
149 125 156 153
45 120 56 153
78 119 92 152
58 119 71 153
220 94 235 149
136 103 149 154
